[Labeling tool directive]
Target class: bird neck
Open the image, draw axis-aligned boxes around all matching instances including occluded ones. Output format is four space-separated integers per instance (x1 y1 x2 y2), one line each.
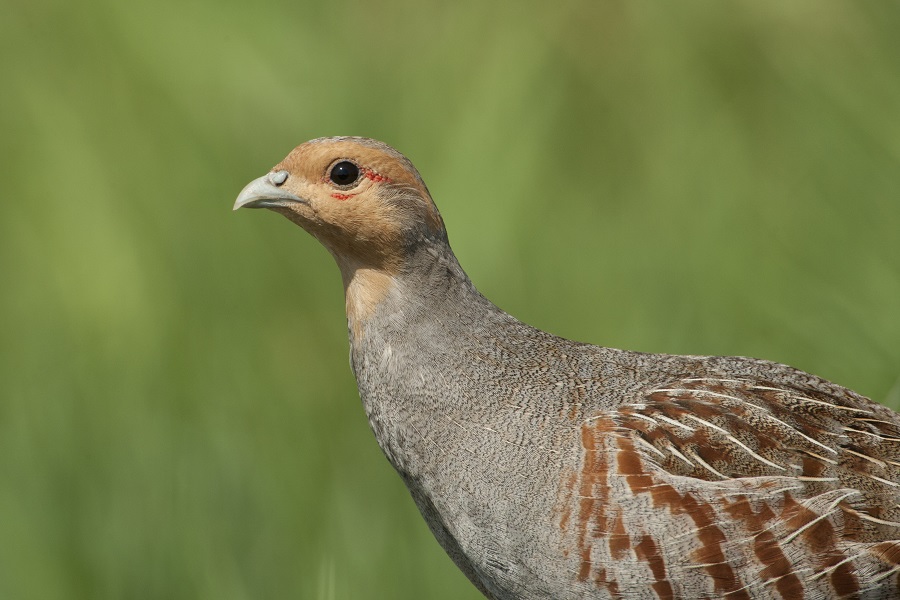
339 240 484 346
342 241 503 481
342 266 397 341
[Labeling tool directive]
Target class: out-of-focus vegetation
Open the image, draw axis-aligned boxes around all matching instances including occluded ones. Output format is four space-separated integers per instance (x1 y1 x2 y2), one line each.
2 1 899 598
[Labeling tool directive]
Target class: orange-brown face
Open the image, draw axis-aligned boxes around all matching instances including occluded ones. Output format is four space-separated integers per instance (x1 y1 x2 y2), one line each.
234 137 445 274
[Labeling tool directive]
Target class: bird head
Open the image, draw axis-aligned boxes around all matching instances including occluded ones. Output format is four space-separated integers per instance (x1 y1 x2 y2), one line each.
235 137 456 334
234 137 447 277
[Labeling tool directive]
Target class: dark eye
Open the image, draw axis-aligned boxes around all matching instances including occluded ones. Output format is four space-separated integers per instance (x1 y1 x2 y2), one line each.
329 161 360 186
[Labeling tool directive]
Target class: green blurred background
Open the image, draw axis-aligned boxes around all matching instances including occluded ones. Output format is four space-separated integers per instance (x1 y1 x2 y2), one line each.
2 0 900 598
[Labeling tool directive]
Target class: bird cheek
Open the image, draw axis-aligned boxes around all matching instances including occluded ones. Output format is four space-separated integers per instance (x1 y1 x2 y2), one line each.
308 195 351 229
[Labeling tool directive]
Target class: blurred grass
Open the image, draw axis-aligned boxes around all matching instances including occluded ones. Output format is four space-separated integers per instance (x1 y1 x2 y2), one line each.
1 0 900 598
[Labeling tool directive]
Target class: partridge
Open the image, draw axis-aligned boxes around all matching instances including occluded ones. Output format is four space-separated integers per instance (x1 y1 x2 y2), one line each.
235 137 900 599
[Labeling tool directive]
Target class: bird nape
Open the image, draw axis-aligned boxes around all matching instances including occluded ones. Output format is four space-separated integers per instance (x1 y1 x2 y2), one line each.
235 136 900 600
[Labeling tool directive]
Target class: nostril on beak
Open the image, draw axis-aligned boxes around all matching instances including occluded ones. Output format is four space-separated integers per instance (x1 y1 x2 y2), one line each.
269 170 289 186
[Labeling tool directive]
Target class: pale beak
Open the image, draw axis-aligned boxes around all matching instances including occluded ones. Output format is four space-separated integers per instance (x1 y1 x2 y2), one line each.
233 170 307 211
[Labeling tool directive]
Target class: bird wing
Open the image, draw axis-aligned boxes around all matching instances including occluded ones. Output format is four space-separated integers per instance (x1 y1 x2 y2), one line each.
559 375 900 598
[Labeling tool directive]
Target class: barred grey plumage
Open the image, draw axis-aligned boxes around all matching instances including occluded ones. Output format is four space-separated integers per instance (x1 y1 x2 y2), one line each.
235 137 900 599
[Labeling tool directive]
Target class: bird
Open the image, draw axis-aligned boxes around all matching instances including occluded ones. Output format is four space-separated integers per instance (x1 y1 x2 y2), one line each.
234 136 900 599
